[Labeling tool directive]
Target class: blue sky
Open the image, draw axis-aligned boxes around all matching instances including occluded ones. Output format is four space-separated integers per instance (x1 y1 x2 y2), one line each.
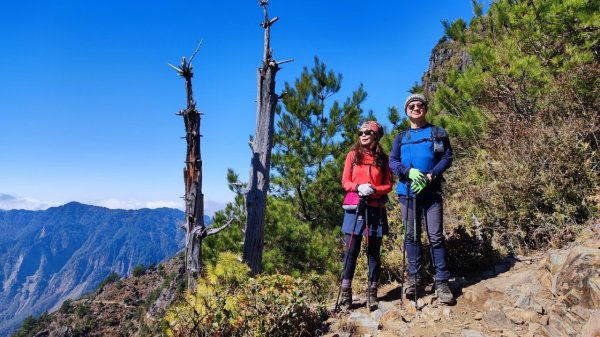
0 1 479 215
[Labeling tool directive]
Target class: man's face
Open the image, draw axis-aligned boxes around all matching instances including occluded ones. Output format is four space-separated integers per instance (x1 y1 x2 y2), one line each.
406 101 427 122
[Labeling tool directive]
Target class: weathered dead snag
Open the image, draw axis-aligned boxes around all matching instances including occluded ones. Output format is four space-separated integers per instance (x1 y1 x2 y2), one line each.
169 44 231 290
243 0 292 275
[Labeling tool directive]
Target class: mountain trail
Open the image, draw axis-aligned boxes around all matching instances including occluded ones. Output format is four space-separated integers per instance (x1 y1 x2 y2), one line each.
322 223 600 337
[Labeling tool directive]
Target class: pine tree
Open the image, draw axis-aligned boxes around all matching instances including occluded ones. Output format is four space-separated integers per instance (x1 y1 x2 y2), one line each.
272 56 367 227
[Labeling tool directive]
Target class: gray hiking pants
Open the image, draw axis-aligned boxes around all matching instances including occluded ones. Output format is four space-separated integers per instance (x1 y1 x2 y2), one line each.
399 191 450 281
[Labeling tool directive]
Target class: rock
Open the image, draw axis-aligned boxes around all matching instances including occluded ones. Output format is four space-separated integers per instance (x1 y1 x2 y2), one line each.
520 310 540 323
483 310 510 329
570 304 591 321
463 290 479 303
507 311 525 325
474 312 484 320
589 276 600 309
539 315 549 325
513 294 531 309
547 249 567 274
380 310 409 330
551 246 600 309
531 303 544 314
461 329 485 337
501 331 519 337
581 312 600 337
348 311 381 331
528 322 541 333
483 299 502 311
443 308 451 319
370 308 384 321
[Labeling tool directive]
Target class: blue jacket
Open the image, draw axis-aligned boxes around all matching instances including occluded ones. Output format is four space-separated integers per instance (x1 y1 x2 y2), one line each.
389 124 453 196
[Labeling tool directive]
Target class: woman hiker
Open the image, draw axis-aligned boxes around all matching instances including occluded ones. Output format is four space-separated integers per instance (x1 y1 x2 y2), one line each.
338 121 393 311
389 93 455 305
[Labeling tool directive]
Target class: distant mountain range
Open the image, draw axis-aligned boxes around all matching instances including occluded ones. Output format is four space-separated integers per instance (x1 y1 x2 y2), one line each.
0 202 206 337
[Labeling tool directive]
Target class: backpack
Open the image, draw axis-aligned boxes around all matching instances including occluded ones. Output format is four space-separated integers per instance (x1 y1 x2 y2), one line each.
397 125 447 157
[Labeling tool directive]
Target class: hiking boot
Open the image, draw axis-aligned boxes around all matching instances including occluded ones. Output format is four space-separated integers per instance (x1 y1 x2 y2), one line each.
435 280 455 305
366 287 378 311
404 275 423 297
339 287 352 310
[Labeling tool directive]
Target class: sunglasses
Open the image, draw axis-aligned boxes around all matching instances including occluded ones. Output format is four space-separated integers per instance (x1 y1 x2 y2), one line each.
407 103 425 110
358 130 375 136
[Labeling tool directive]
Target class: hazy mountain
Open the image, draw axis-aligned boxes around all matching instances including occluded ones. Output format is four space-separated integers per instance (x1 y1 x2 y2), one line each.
0 202 195 336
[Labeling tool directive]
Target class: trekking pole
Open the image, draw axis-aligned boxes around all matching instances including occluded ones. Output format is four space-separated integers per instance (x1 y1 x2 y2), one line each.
413 191 419 314
364 204 370 302
400 184 409 311
334 198 364 312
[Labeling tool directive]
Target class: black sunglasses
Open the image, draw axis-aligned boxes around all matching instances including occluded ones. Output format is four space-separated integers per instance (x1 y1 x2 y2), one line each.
358 130 375 136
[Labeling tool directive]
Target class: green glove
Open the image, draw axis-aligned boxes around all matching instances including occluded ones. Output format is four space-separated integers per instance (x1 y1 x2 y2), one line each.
411 179 427 194
408 168 425 184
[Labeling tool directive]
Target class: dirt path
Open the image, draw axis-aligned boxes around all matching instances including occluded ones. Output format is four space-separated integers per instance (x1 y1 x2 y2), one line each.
321 226 600 337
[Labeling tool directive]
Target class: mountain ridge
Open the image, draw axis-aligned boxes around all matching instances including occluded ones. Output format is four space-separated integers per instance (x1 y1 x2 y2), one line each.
0 202 193 337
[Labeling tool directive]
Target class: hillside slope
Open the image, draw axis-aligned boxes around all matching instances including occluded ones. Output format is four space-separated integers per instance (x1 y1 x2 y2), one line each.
0 202 186 336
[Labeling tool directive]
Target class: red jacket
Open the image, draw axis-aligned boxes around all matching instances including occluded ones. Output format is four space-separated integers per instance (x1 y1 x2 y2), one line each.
341 150 393 207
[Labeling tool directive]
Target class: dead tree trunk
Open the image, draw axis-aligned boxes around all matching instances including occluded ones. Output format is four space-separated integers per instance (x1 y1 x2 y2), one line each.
170 46 231 290
243 0 292 275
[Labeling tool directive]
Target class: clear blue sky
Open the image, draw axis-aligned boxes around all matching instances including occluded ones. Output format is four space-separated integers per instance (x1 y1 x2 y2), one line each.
0 1 480 215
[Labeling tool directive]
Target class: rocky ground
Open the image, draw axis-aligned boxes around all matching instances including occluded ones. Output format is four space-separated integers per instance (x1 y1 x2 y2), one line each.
322 223 600 337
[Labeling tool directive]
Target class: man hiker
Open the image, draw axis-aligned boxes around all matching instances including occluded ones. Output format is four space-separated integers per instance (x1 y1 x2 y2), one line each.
389 93 455 305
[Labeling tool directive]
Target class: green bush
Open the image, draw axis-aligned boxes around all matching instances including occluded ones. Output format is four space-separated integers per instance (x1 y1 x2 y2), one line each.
59 299 73 314
163 252 327 337
97 271 120 290
75 303 90 318
10 313 50 337
131 263 146 277
426 0 599 253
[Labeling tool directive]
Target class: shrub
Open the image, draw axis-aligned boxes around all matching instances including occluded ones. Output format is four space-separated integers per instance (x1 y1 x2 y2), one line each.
163 252 327 337
131 263 146 277
59 299 73 314
97 271 120 290
75 303 90 318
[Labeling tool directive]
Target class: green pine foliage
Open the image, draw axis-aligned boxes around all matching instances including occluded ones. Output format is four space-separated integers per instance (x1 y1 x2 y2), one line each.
428 0 599 253
273 56 367 227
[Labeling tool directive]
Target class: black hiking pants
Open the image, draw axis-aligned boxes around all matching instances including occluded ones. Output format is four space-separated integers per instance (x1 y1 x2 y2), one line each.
342 233 382 285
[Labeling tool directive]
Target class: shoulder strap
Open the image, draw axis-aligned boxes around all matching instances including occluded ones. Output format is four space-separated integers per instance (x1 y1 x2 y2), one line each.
431 125 447 140
397 130 407 146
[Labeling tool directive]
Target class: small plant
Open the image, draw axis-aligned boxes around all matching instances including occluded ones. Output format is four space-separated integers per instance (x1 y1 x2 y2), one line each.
97 271 120 290
132 263 146 277
75 303 90 318
144 288 162 310
59 299 73 314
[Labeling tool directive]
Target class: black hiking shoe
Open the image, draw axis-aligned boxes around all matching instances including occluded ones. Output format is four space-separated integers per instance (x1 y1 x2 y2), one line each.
339 287 352 310
404 275 423 297
435 280 455 305
366 287 378 311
